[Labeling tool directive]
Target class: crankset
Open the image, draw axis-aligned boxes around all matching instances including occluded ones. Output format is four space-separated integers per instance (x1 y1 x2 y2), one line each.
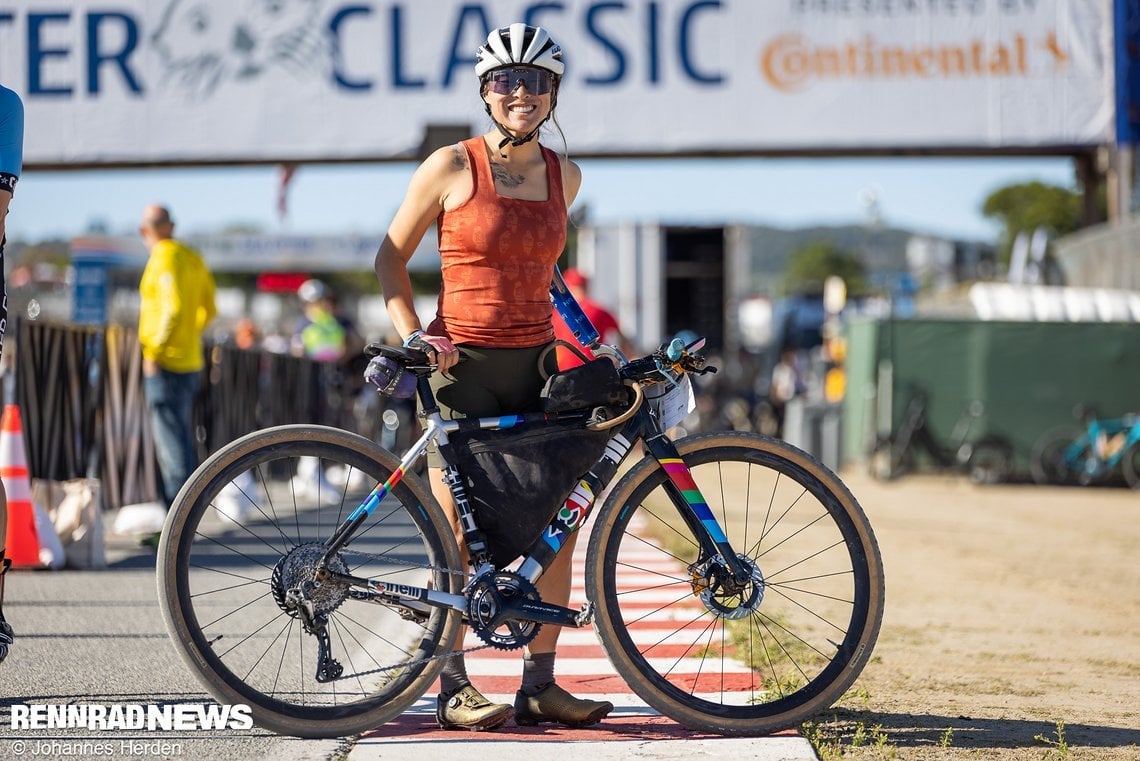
467 571 543 650
465 570 595 650
689 553 766 620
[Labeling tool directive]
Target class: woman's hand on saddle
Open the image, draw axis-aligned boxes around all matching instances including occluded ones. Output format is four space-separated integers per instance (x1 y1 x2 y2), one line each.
408 332 460 375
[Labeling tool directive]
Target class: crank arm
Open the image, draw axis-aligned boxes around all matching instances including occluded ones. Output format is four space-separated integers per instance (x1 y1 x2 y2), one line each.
496 598 593 628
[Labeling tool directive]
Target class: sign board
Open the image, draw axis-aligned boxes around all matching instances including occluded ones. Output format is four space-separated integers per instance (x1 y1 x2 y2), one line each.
0 0 1115 166
69 236 148 324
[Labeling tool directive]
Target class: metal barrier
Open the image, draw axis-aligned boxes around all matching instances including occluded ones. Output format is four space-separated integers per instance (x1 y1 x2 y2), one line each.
783 398 844 472
11 320 373 511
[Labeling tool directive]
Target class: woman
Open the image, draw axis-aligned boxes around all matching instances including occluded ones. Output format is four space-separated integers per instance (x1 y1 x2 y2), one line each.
374 24 613 731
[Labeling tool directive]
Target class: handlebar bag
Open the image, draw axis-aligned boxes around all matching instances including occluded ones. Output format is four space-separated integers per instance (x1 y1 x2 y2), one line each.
449 422 610 568
540 358 629 414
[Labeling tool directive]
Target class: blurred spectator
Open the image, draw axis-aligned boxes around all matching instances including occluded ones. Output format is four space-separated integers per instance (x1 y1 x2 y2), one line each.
138 203 217 510
1 81 24 664
553 267 629 369
292 279 368 434
233 318 260 351
769 347 805 438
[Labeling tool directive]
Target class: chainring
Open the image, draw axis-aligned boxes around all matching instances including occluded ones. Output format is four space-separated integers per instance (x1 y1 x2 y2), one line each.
466 571 542 651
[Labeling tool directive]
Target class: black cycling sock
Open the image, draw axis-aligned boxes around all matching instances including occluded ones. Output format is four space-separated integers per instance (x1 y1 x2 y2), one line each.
438 653 470 697
520 652 556 696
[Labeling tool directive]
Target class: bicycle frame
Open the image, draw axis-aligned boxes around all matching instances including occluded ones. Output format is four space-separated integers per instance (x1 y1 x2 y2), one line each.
1064 415 1140 476
313 362 749 631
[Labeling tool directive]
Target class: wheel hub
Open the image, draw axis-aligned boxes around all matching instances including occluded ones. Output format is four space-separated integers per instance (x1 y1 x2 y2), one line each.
271 542 350 618
689 553 765 620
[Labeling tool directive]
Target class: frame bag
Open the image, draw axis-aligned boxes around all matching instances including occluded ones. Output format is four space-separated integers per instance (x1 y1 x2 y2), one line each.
450 422 611 568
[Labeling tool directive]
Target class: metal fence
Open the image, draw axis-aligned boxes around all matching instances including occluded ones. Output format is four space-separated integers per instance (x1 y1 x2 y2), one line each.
11 319 383 511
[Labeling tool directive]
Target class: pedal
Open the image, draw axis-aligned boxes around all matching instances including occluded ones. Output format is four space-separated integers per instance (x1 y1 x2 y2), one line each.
574 602 595 627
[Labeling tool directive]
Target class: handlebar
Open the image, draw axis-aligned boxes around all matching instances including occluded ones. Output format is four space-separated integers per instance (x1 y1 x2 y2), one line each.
619 336 716 385
366 333 716 397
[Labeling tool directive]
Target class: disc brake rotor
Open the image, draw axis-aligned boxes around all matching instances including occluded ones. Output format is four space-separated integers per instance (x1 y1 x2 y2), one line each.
689 553 765 620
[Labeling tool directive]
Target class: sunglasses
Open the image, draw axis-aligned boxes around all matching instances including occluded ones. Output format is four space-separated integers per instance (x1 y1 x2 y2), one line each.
486 67 554 95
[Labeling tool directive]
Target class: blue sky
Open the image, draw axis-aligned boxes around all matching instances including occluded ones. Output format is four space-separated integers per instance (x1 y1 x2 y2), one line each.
7 155 1076 246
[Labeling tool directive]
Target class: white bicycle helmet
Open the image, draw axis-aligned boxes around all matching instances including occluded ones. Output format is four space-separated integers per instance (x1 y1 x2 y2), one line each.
475 23 565 152
475 23 564 79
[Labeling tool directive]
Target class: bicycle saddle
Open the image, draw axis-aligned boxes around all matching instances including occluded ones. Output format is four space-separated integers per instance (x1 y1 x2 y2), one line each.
364 342 430 367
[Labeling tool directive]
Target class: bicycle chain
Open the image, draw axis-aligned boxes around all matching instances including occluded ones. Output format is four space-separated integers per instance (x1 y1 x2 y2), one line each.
330 546 490 682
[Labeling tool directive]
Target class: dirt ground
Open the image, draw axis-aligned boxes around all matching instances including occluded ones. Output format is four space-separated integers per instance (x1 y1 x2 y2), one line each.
806 469 1140 760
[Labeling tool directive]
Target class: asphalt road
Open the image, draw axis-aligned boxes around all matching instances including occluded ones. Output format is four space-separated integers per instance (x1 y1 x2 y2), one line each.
0 535 346 761
0 513 817 761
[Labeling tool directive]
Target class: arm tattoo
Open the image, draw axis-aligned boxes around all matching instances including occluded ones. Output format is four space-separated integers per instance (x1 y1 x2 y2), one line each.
450 144 468 170
490 162 526 188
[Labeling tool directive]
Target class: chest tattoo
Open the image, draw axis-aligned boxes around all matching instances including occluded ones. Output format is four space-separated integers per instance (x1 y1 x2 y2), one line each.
490 162 526 188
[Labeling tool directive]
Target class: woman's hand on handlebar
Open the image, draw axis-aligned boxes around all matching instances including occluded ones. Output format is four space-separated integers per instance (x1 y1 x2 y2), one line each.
407 332 461 374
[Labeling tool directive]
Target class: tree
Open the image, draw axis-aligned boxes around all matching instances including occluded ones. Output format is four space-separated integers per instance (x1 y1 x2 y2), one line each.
783 240 868 296
981 181 1085 265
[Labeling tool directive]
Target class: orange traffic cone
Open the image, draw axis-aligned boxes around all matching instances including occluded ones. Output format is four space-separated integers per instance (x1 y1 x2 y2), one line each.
1 404 45 568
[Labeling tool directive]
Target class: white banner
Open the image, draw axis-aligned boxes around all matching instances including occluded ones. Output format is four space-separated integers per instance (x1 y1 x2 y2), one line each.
0 0 1114 166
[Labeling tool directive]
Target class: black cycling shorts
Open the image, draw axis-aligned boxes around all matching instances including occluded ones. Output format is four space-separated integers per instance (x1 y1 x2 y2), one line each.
425 343 557 468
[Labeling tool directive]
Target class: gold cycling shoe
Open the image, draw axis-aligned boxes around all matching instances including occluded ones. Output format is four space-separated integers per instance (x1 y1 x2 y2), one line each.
514 682 614 728
436 685 513 731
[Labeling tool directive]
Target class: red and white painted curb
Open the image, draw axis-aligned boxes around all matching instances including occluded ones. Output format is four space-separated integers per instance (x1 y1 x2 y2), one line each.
354 526 813 758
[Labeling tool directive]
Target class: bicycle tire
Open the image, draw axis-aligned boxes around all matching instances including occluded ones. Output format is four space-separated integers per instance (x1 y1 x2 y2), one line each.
1029 426 1084 486
585 431 884 736
868 435 912 481
157 425 463 738
966 435 1014 485
1122 441 1140 490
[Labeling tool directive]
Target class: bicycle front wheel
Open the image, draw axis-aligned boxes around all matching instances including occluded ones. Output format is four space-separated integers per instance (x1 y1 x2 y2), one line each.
157 425 463 738
586 431 884 736
1029 426 1083 485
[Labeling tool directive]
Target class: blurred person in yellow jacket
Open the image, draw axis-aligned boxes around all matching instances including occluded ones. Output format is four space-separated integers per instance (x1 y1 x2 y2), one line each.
138 204 216 510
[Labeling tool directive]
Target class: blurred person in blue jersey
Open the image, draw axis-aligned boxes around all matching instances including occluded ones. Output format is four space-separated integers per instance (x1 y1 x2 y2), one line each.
0 83 24 664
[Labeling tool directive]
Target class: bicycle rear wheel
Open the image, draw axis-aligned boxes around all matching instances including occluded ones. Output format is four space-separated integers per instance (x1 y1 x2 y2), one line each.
586 431 884 736
157 425 462 738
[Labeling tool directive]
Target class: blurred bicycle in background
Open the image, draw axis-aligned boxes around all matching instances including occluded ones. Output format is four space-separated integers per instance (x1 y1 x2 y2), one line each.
1030 405 1140 489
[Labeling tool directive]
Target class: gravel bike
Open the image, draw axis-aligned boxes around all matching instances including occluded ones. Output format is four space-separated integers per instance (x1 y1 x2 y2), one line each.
1030 405 1140 488
157 336 884 738
869 387 1013 485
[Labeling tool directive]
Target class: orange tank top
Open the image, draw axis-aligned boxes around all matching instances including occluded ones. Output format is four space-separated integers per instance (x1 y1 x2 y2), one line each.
427 136 567 347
